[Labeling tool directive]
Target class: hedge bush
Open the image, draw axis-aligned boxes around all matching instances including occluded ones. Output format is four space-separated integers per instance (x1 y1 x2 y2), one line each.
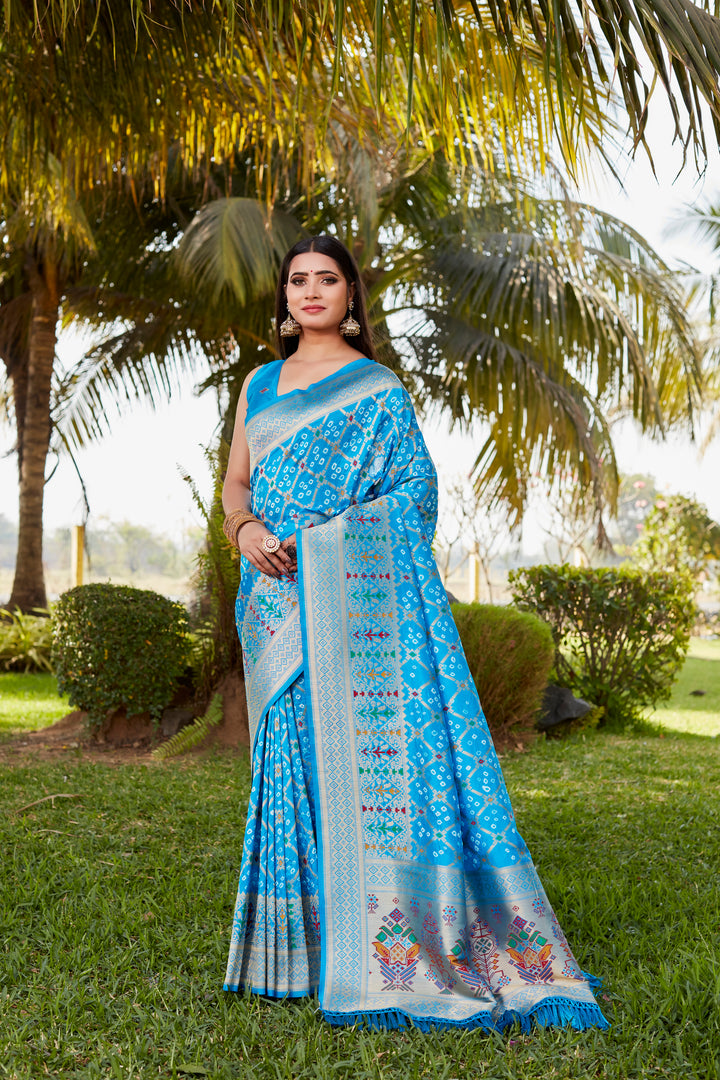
509 564 695 728
0 608 54 672
53 584 190 728
450 602 555 745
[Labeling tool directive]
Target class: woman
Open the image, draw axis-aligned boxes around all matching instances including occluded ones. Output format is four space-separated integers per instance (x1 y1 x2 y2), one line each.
222 235 608 1033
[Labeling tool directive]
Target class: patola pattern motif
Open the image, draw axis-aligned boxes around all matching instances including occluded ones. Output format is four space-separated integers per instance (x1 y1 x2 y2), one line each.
225 359 608 1031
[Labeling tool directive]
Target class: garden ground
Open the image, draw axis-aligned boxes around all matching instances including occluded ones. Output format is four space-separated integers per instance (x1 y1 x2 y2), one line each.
1 643 719 1079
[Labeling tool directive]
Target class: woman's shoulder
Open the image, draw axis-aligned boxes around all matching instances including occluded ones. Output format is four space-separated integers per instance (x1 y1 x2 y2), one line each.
247 358 282 389
245 359 283 410
361 361 411 400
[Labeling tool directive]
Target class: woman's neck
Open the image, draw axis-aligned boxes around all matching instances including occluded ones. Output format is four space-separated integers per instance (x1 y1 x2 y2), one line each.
288 331 358 365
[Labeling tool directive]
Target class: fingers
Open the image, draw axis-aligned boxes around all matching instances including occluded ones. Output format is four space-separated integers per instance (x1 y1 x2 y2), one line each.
281 540 297 560
266 545 293 576
237 527 297 578
245 544 295 578
279 539 297 574
275 546 293 568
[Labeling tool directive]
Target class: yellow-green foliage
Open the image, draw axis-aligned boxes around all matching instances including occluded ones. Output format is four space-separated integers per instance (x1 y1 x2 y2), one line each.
152 693 223 760
0 608 54 673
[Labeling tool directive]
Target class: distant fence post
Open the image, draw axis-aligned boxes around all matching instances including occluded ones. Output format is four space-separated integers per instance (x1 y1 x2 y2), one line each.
468 550 481 602
71 525 85 587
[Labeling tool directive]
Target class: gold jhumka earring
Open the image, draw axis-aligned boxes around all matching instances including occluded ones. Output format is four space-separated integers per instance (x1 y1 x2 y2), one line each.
279 306 302 337
339 300 361 337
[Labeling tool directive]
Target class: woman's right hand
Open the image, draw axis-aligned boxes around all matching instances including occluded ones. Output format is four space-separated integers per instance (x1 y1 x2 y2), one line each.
236 521 294 579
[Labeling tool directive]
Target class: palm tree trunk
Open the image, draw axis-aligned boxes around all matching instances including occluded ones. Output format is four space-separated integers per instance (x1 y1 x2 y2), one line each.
8 257 59 612
11 356 28 475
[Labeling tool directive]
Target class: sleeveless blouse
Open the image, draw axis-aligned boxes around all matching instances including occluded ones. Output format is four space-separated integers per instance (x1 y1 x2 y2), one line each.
245 357 373 423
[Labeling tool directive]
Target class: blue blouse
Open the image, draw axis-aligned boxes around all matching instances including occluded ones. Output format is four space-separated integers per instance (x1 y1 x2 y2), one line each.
245 357 373 423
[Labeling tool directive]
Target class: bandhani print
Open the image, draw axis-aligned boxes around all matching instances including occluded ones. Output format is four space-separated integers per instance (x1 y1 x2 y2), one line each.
224 356 609 1033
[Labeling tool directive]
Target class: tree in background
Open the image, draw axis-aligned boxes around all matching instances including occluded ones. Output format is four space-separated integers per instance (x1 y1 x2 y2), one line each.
0 0 607 611
633 495 720 580
0 519 202 586
676 199 720 456
435 476 518 602
0 5 245 610
6 1 720 170
535 472 662 564
385 171 702 532
59 162 704 540
609 475 663 553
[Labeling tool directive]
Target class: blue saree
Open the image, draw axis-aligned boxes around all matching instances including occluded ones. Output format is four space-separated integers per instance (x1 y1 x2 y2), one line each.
224 356 609 1033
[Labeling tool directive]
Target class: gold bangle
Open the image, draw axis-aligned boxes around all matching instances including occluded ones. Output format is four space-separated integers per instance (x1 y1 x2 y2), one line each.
223 509 259 547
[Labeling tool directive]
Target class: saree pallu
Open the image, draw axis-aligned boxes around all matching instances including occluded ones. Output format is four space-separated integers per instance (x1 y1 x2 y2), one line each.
224 358 608 1033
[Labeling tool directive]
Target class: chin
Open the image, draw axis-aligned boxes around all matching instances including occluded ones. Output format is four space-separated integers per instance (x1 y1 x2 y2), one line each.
299 318 342 333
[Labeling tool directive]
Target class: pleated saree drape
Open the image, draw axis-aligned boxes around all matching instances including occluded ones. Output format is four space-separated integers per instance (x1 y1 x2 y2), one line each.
224 357 608 1033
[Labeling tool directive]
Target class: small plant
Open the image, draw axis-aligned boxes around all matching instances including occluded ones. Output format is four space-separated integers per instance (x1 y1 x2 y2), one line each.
151 692 223 760
0 608 54 673
185 443 242 699
451 602 555 745
53 584 190 728
509 564 696 728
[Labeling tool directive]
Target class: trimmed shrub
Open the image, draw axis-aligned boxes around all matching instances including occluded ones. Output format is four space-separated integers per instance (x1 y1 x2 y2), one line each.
451 602 555 745
53 584 190 728
509 564 695 728
0 608 54 672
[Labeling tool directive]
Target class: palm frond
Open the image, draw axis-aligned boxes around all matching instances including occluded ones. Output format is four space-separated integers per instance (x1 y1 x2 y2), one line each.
381 169 702 520
9 0 720 166
175 199 303 305
678 202 720 255
151 693 223 760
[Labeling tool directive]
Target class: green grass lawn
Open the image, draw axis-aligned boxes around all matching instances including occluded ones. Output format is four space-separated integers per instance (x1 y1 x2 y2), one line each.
1 646 719 1077
0 672 70 735
653 637 720 736
2 733 720 1079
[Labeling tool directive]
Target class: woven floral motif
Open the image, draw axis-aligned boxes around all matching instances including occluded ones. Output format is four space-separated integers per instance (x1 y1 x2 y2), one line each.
505 915 555 984
373 908 421 992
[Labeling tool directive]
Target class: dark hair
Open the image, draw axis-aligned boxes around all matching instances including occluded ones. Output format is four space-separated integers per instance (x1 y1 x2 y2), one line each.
274 235 376 360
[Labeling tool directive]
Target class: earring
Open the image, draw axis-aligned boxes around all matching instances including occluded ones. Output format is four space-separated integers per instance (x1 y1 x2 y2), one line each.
339 299 361 337
279 306 301 337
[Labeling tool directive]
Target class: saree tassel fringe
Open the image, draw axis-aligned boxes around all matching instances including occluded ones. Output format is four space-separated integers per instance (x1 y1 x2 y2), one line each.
322 999 610 1033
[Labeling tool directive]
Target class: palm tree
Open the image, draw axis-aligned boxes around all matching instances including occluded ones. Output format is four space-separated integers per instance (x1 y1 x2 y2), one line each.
388 170 703 535
52 154 702 546
2 0 720 607
0 5 312 610
675 201 720 452
0 163 98 610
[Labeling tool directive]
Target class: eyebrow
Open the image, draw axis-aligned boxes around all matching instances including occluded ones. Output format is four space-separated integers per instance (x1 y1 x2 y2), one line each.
288 268 340 276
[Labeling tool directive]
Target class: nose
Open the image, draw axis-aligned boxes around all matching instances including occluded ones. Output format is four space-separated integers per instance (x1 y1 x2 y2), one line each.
304 277 319 298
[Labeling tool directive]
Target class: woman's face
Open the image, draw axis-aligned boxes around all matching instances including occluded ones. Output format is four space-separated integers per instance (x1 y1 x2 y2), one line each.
285 252 354 335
